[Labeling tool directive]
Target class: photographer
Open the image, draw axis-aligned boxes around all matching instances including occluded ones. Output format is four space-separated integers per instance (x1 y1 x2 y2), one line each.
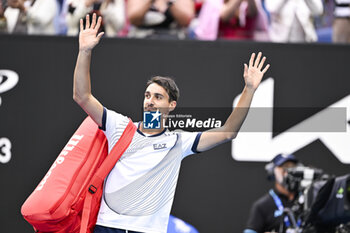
244 154 299 233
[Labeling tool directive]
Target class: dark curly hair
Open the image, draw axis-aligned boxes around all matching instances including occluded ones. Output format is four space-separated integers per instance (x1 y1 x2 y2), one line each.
146 76 180 102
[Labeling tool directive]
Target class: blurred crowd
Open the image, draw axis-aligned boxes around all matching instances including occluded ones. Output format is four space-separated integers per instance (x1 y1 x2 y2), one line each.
0 0 349 43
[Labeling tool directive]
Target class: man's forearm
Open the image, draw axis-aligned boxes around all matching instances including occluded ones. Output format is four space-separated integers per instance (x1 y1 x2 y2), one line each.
73 50 92 104
223 86 255 138
195 86 255 152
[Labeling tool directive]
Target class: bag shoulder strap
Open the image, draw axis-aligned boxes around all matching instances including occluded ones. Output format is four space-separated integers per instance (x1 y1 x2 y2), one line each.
88 119 136 193
80 119 136 233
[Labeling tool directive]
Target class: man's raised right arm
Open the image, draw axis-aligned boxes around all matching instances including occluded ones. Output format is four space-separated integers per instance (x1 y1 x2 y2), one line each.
73 13 105 127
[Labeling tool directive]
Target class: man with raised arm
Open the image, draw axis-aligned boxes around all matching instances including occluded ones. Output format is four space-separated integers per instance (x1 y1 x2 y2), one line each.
73 13 270 233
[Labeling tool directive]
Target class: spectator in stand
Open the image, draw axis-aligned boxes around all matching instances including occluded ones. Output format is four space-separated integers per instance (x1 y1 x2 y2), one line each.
0 0 7 33
4 0 58 35
55 0 68 35
333 0 350 43
66 0 125 37
191 0 268 41
265 0 323 43
218 0 258 39
127 0 195 39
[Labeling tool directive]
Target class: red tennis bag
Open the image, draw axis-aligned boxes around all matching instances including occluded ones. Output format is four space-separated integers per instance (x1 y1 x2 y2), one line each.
21 117 136 233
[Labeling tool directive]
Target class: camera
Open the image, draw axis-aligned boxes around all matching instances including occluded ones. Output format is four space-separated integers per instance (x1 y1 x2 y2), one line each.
283 166 324 193
279 165 350 233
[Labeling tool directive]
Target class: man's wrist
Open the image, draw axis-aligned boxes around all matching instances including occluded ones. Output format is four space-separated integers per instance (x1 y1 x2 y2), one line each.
243 85 256 95
79 48 92 54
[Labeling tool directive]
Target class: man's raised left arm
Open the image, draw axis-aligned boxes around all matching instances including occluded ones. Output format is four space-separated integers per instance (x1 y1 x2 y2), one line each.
196 52 270 152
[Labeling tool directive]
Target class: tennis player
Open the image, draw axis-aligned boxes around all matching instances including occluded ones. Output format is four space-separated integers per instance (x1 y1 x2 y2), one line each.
73 13 270 233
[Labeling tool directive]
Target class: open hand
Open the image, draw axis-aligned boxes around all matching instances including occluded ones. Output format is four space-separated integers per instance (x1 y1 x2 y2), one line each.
79 13 104 52
243 52 270 90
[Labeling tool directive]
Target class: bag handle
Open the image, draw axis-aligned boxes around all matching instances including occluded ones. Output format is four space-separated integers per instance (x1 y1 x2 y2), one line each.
80 119 136 233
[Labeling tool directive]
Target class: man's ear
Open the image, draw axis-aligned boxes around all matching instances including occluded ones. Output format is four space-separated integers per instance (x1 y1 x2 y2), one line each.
169 101 177 112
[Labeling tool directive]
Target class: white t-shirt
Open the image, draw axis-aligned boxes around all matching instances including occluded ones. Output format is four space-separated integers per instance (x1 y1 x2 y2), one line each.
96 108 202 233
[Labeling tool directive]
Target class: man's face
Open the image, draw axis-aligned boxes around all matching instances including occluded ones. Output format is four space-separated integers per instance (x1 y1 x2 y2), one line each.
143 83 176 116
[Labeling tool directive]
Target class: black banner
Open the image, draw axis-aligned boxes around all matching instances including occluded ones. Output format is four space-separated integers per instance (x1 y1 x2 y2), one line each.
0 35 349 232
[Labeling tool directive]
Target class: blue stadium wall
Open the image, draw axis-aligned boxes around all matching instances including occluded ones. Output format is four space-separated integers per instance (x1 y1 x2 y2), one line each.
0 35 349 232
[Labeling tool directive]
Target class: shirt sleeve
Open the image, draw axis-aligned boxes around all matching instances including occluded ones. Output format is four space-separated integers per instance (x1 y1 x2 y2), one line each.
100 107 131 152
245 201 265 233
179 131 202 159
